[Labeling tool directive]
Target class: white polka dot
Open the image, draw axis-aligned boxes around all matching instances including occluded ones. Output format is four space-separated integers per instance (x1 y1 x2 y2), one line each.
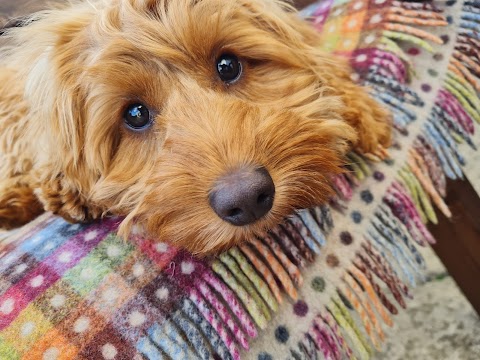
80 268 94 279
43 242 55 251
69 224 81 230
364 35 376 44
131 225 143 235
57 251 72 263
43 347 59 360
30 275 44 288
50 294 66 308
84 230 98 242
314 15 324 24
102 287 119 302
31 235 44 244
128 310 146 327
333 8 343 16
154 243 168 253
375 0 386 3
353 1 363 10
327 25 336 33
13 263 28 275
132 263 145 277
181 261 195 275
106 245 121 258
0 298 14 314
155 287 169 300
370 14 382 24
101 343 118 359
3 254 15 265
347 19 358 29
350 73 361 82
355 54 367 63
74 316 90 333
343 39 353 48
20 321 35 337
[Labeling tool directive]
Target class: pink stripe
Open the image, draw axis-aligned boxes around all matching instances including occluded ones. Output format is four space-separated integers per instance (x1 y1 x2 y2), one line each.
202 270 257 337
391 182 436 244
189 288 240 360
196 280 251 349
374 50 407 80
320 312 354 359
374 58 404 83
438 90 474 134
311 323 335 360
332 174 353 200
314 317 342 360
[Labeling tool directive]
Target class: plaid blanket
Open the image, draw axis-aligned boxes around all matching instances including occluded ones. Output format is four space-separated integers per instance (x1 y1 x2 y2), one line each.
0 0 478 359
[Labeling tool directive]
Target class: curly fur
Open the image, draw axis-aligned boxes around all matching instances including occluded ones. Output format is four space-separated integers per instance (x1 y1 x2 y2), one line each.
0 0 391 255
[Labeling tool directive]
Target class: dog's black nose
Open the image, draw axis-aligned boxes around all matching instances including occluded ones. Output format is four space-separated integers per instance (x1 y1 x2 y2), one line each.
209 167 275 226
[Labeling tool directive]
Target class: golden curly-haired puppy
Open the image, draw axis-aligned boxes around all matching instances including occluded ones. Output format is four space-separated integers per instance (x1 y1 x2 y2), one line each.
0 0 390 254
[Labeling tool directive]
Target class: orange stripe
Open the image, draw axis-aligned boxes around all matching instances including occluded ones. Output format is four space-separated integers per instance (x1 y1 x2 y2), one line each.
262 235 303 287
389 7 446 21
240 244 283 304
250 239 298 300
451 58 480 92
341 284 381 350
344 273 385 342
386 13 448 27
350 267 393 327
407 152 451 218
454 51 480 75
383 23 444 44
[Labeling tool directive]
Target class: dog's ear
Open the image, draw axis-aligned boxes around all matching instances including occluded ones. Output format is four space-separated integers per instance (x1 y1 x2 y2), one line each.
1 3 105 218
10 5 98 163
242 0 391 153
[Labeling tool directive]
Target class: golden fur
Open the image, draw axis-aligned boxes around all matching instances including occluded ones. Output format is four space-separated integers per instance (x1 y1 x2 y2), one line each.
0 0 391 254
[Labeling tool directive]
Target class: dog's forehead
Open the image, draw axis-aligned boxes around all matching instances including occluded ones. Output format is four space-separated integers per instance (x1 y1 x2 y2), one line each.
89 2 302 80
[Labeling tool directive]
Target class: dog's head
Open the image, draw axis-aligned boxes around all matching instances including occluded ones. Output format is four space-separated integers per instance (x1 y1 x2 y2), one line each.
6 0 357 254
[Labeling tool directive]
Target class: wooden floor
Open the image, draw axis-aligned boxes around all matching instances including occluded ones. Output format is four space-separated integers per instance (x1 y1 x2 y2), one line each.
429 179 480 315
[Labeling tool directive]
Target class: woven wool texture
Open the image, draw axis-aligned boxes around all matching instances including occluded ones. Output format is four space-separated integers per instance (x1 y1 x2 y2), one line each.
0 0 479 359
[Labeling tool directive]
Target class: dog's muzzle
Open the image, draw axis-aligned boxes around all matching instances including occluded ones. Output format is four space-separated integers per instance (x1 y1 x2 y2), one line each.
209 167 275 226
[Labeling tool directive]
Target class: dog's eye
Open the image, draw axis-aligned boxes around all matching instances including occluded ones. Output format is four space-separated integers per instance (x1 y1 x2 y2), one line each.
216 53 242 83
124 103 152 130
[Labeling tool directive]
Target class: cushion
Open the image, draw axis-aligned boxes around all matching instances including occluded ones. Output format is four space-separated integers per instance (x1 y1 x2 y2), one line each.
0 0 478 359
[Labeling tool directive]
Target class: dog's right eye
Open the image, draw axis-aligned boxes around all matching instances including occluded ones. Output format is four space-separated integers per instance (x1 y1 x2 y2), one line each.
216 53 242 83
124 103 152 130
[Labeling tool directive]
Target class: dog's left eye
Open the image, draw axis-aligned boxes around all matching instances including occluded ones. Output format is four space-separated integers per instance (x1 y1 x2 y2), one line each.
216 53 242 83
124 103 152 130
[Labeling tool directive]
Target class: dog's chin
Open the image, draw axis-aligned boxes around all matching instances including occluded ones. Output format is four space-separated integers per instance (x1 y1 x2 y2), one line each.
120 187 329 257
123 209 280 257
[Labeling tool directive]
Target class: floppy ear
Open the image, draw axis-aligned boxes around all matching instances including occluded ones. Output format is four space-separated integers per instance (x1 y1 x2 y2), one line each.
17 6 96 161
2 3 105 221
244 0 392 154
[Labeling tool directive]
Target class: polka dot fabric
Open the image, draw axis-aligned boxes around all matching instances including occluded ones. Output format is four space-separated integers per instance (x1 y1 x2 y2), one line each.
1 0 479 359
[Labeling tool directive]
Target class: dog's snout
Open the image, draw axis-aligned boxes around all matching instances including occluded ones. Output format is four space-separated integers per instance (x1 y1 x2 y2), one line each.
209 167 275 226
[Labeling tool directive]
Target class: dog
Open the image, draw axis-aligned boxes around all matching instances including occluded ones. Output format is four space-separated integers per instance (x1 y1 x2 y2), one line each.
0 0 391 255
